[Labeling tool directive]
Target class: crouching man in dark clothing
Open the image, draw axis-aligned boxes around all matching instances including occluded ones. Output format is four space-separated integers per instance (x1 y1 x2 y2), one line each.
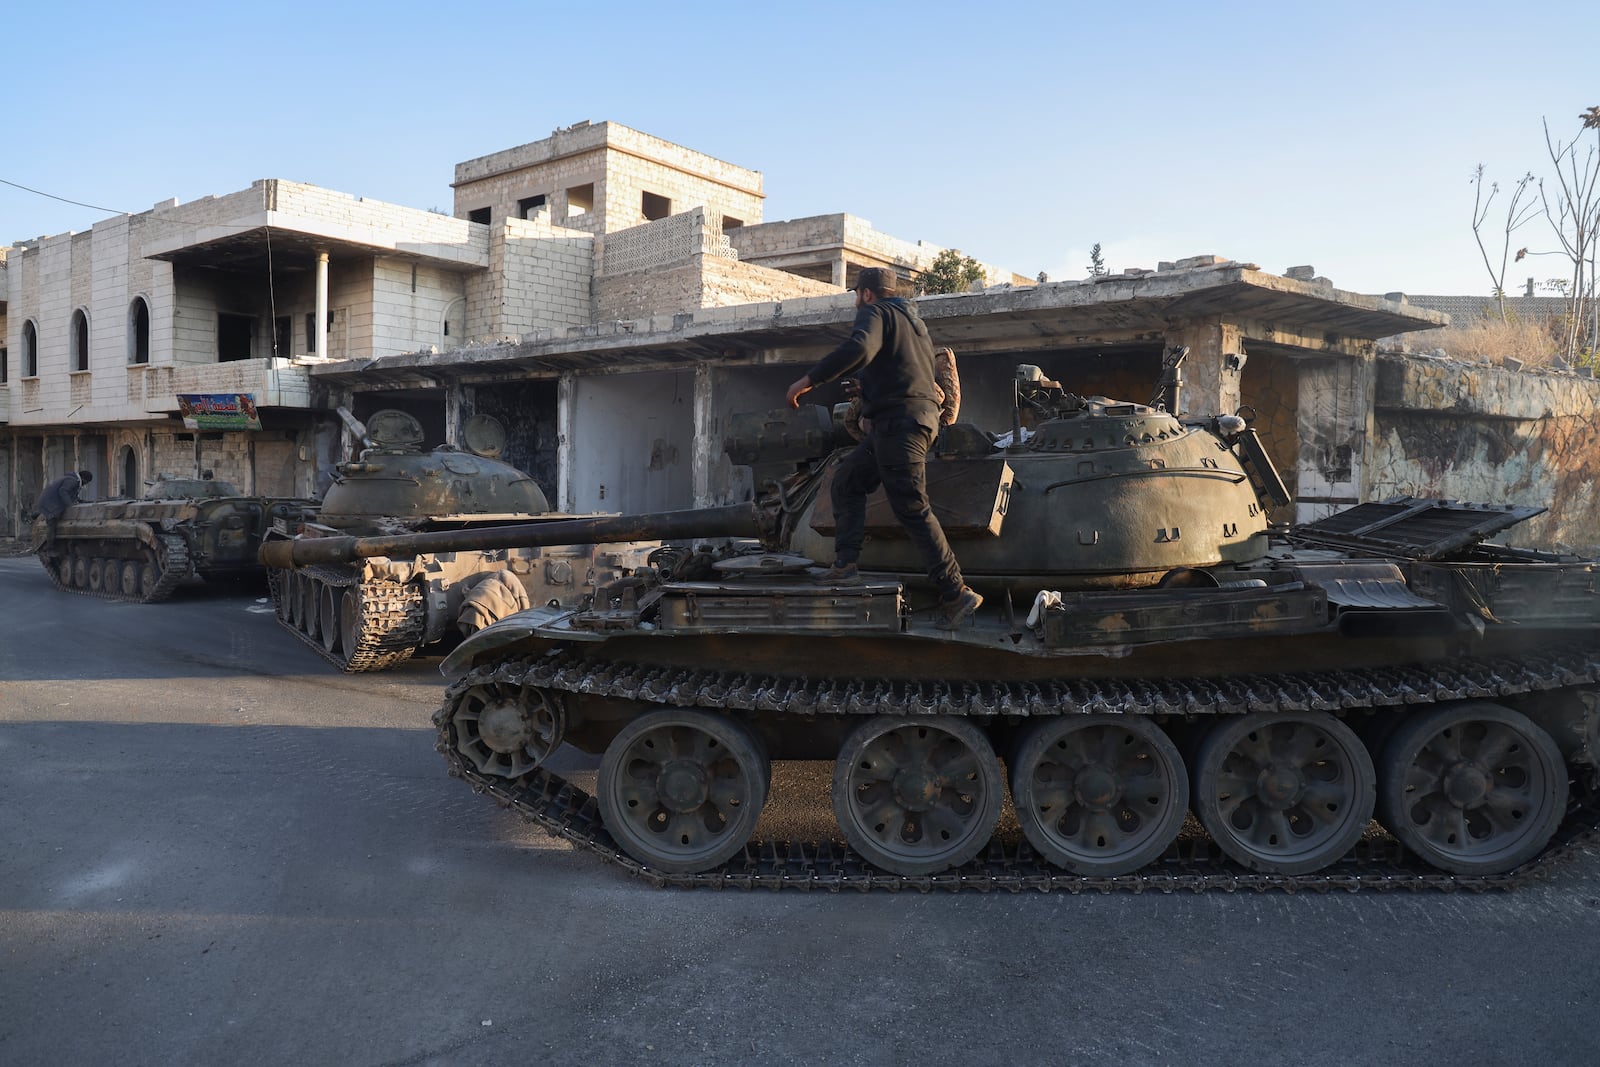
784 267 981 630
34 469 93 550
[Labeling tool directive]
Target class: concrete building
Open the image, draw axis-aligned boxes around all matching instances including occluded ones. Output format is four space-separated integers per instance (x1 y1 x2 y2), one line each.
0 122 1011 534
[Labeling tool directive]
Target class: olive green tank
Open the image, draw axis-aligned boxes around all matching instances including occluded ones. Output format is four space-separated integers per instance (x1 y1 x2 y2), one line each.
262 408 657 672
33 474 315 603
264 368 1600 890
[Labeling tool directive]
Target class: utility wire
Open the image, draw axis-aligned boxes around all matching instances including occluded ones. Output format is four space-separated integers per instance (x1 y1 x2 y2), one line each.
0 176 128 216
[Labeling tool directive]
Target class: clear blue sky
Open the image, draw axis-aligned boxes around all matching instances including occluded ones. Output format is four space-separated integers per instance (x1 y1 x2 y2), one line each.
4 0 1595 296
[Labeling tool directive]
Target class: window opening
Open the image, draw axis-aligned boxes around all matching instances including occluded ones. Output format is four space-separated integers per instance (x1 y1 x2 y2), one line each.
304 311 333 353
642 192 671 221
23 321 37 376
722 216 745 230
218 313 255 362
518 194 546 219
467 207 491 225
71 309 90 372
1 347 7 383
118 445 138 497
566 183 594 217
129 298 151 364
274 317 291 358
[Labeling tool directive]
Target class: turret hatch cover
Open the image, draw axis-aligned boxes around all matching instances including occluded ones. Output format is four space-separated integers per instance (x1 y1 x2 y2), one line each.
463 414 508 459
1290 496 1546 559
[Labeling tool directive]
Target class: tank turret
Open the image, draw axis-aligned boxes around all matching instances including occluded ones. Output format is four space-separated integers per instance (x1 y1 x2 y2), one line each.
316 408 550 527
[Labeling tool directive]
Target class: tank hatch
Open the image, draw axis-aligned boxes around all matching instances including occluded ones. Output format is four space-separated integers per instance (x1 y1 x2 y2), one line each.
462 414 508 459
364 409 427 453
1290 497 1546 559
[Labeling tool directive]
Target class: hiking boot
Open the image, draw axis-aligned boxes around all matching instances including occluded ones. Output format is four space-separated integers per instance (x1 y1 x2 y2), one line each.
934 586 983 630
813 561 862 585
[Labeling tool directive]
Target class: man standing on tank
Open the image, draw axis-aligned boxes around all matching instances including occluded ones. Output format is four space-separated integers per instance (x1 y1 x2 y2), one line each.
785 267 981 630
33 469 93 549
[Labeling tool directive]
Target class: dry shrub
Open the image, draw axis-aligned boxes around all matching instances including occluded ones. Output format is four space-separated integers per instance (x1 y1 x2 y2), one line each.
1415 318 1561 366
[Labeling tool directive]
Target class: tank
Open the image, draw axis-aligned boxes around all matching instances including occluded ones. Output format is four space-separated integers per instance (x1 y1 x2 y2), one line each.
33 474 315 603
262 408 657 672
263 369 1600 890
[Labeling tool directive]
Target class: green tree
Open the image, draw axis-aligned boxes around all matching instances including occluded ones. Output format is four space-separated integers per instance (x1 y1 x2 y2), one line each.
1086 243 1108 276
917 248 985 295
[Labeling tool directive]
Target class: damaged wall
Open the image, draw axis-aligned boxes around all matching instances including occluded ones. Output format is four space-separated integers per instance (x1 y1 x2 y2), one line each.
1367 355 1600 550
594 252 837 322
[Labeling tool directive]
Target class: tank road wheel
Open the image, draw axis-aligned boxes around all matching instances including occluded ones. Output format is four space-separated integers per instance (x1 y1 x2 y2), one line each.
284 573 301 627
597 709 769 874
57 554 76 586
318 584 342 654
71 555 89 588
269 571 291 622
119 560 140 598
87 558 107 592
138 559 161 599
1194 711 1375 875
339 588 361 656
300 577 321 641
1011 715 1190 876
449 682 566 780
832 716 1004 876
1378 703 1567 875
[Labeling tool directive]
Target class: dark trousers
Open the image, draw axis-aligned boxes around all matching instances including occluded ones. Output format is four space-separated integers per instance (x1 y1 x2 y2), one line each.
831 411 964 600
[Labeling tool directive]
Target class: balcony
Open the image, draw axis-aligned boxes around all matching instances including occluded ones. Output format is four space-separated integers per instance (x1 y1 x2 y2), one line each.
131 358 315 415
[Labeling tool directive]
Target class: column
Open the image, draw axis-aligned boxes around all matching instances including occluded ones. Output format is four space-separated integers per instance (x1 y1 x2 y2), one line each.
1163 319 1244 418
315 252 330 359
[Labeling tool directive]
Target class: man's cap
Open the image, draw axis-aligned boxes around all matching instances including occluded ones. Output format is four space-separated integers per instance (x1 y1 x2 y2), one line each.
77 469 93 482
848 266 899 295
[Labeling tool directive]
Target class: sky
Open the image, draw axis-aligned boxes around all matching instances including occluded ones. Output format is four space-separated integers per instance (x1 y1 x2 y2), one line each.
3 0 1596 297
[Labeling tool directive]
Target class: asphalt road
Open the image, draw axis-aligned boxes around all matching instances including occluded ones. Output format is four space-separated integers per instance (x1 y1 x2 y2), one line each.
2 554 1598 1066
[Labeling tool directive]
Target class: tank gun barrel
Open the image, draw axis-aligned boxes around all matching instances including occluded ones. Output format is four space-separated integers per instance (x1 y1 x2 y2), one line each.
336 406 375 452
259 503 765 569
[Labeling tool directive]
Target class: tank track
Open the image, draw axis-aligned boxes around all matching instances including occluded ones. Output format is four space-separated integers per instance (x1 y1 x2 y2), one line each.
37 534 193 604
435 647 1600 893
267 565 426 672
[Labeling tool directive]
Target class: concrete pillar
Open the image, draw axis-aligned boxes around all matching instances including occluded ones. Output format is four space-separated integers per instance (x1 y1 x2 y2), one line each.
1164 319 1244 418
691 363 717 508
831 256 847 288
445 385 464 448
1293 354 1376 524
556 372 576 513
315 252 330 358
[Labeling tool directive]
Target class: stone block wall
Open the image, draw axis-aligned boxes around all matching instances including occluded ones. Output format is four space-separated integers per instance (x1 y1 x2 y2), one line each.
477 216 592 339
599 209 735 275
698 256 840 309
594 253 837 323
1367 355 1600 551
452 122 764 237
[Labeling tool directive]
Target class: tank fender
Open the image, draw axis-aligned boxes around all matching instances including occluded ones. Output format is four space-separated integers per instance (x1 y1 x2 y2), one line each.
440 605 599 678
52 518 159 546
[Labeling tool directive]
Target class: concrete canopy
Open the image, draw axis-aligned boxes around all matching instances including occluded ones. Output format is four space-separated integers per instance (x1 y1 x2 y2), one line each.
312 259 1448 389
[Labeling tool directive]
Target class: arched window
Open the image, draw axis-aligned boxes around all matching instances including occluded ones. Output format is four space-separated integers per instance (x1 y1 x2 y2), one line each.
128 298 151 365
442 298 465 347
23 320 39 377
117 444 140 498
70 309 90 372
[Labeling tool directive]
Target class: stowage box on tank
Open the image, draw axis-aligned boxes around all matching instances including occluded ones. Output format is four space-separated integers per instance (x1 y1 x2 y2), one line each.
266 369 1600 891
